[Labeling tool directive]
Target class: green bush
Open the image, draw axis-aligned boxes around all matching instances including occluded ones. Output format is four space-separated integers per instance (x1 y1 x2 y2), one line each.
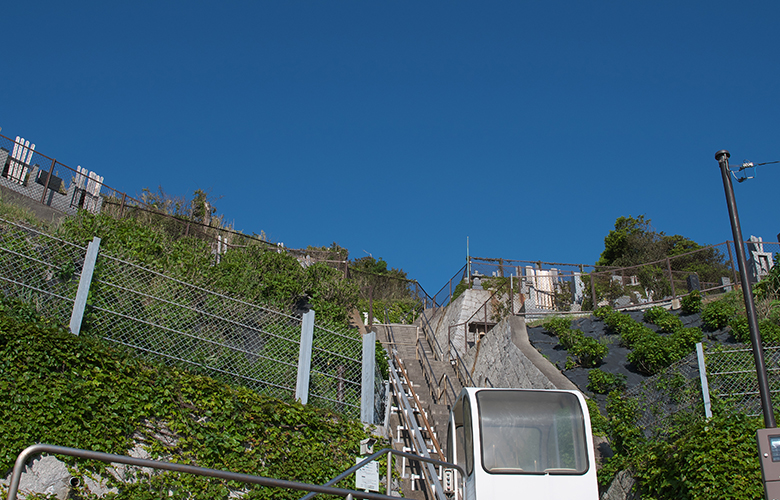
628 335 674 375
544 318 608 367
672 326 703 352
701 299 737 330
586 398 609 437
643 306 684 333
634 412 764 500
681 290 702 314
642 306 668 324
730 316 780 344
543 316 573 336
571 336 609 368
587 369 627 394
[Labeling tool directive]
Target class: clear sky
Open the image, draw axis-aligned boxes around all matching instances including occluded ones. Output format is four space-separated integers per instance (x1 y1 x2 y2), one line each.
2 1 778 294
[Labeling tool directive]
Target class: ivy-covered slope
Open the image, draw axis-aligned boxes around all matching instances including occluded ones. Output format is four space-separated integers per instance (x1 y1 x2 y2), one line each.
0 298 381 499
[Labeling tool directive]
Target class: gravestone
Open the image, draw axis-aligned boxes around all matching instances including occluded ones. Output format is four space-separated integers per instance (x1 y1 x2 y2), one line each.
747 235 774 283
572 272 585 306
720 277 732 292
686 274 701 292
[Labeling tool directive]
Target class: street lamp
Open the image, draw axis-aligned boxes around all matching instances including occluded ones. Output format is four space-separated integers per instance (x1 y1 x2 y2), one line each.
716 149 775 428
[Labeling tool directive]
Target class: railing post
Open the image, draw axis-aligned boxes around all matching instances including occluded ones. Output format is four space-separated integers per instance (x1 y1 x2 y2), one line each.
296 310 315 404
666 257 676 301
361 330 377 424
39 158 56 205
69 237 101 335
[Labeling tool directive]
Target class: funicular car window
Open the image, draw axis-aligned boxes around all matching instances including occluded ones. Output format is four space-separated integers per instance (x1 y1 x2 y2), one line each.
476 390 589 474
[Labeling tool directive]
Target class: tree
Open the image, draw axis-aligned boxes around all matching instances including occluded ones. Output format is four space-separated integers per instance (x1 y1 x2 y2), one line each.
595 215 731 299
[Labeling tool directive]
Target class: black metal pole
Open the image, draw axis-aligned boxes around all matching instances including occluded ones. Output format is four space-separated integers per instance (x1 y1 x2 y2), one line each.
716 149 776 428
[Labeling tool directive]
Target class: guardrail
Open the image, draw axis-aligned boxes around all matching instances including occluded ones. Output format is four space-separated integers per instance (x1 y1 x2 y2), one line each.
6 444 401 500
416 339 458 408
301 448 465 500
388 353 448 500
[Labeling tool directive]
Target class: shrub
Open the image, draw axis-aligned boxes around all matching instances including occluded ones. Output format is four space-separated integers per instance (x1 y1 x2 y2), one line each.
642 306 668 324
730 316 780 344
672 326 703 352
587 369 627 394
644 306 683 333
586 398 609 437
681 290 702 314
571 336 609 368
702 299 737 330
543 316 572 336
628 335 674 375
545 318 608 367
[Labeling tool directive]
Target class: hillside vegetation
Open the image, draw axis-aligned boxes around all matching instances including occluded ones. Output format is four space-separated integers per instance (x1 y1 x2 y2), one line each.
0 296 385 499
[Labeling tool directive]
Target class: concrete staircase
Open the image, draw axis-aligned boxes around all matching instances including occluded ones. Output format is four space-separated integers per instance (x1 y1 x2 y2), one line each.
374 322 465 499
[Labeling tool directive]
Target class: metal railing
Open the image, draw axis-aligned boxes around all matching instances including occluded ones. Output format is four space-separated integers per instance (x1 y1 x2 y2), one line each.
6 444 403 500
416 340 458 409
301 447 465 500
387 353 448 500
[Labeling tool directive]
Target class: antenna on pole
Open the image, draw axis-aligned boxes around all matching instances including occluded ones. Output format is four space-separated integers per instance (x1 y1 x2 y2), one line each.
466 236 471 282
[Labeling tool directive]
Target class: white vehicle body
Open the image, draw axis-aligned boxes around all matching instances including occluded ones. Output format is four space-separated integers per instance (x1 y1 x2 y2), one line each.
446 388 599 500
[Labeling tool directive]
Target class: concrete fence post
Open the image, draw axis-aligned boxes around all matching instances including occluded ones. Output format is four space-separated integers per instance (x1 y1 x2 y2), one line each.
361 330 377 424
296 310 315 404
69 237 101 335
696 342 712 419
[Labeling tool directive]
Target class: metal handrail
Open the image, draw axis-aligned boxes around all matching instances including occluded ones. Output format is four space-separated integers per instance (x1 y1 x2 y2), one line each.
419 310 445 361
450 343 476 389
394 355 444 461
300 448 465 500
388 353 447 500
6 444 398 500
416 339 456 408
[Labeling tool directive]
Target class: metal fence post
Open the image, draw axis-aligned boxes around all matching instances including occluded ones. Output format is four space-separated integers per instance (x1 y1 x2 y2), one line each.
361 330 377 424
696 343 712 419
296 310 315 404
69 237 101 335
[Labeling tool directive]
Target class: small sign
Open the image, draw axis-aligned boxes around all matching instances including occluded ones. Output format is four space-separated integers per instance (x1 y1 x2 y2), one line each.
355 458 379 492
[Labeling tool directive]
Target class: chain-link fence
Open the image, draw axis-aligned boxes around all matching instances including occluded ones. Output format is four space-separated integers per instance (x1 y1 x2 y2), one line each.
0 216 369 419
707 344 780 418
309 322 363 417
626 350 705 439
0 218 82 324
88 250 305 400
623 341 780 439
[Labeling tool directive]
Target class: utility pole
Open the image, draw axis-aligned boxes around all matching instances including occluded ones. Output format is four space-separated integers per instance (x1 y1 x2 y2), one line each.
716 149 775 428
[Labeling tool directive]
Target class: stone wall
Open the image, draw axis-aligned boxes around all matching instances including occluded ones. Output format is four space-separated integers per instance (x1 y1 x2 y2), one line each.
425 288 492 361
462 315 558 389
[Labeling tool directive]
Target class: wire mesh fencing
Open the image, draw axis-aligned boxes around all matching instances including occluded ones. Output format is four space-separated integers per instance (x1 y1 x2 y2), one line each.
0 216 374 420
706 344 780 418
625 350 705 439
309 322 363 418
624 342 780 439
87 250 304 400
0 217 83 324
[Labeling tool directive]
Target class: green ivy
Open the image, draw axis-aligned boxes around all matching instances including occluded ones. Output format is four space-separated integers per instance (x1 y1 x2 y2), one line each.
0 298 385 498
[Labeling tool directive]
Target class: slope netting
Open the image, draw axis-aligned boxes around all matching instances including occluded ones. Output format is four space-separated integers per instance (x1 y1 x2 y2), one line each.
0 218 81 324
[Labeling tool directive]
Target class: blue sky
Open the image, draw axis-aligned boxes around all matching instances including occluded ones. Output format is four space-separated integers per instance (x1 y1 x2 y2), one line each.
2 1 779 294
